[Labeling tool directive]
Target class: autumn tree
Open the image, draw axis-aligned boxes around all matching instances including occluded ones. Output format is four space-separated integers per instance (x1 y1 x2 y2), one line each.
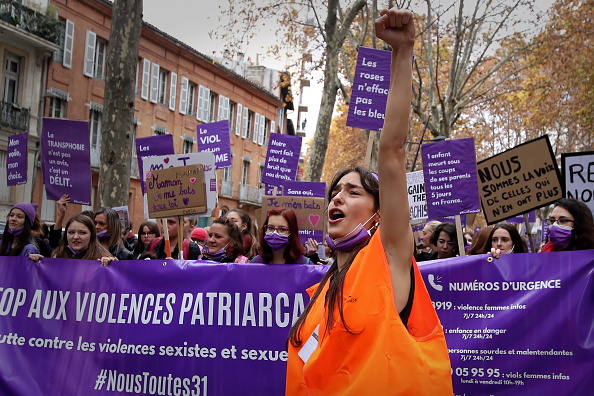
97 0 143 208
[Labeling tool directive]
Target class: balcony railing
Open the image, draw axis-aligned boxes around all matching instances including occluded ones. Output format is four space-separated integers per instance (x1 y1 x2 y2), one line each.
221 180 234 198
0 101 29 131
0 0 63 46
239 184 264 206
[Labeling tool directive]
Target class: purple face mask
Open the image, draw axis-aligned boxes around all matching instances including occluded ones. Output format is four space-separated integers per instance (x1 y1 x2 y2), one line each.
7 227 23 236
203 244 229 261
96 229 110 241
264 233 290 252
549 224 573 250
67 245 89 255
325 211 379 253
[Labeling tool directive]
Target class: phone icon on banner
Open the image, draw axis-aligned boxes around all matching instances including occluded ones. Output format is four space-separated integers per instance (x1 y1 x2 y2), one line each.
428 274 443 291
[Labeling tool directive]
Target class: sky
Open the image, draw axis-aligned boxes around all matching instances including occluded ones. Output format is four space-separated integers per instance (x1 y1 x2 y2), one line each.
142 0 320 146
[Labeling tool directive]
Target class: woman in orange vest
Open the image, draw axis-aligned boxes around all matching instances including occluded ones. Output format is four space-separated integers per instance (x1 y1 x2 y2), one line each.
286 8 453 395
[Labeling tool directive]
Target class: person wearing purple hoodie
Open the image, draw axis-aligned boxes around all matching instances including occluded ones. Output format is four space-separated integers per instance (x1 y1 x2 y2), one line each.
0 203 40 257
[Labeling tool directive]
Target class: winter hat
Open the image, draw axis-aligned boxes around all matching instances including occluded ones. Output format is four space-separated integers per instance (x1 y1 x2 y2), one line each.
11 203 38 226
191 227 208 241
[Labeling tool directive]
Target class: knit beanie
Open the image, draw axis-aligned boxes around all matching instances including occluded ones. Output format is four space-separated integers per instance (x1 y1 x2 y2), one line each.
11 203 38 226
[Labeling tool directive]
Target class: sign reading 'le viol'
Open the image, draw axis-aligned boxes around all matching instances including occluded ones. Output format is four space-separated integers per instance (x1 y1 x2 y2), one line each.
145 164 207 218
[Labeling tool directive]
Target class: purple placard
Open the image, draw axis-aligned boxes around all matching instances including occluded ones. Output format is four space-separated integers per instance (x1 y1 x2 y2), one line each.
0 256 327 396
282 181 326 198
422 138 481 218
136 134 174 193
346 47 392 131
421 251 594 395
7 132 28 186
506 211 536 224
196 120 232 169
262 133 302 186
42 118 91 205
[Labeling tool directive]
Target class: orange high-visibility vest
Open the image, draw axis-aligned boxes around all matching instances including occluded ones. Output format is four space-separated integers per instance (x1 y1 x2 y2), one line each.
286 231 453 395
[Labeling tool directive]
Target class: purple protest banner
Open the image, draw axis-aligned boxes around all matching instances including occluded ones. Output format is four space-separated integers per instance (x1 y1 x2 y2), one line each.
7 132 27 186
277 181 327 244
420 251 594 395
0 256 327 396
346 47 392 131
42 118 91 204
422 138 481 218
196 120 232 169
136 134 174 193
262 133 302 186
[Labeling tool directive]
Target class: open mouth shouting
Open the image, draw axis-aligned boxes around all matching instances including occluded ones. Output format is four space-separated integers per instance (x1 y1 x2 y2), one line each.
328 208 345 224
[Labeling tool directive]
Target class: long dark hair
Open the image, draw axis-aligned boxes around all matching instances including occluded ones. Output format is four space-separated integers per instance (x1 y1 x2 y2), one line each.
132 221 161 257
259 208 304 263
555 198 594 250
228 208 259 258
212 217 244 260
289 166 379 347
488 223 528 253
0 208 37 256
467 226 493 255
52 214 113 260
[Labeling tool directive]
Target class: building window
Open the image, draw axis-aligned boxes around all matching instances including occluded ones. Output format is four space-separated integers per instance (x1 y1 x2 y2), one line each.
259 164 264 185
182 135 194 154
83 30 106 79
217 95 230 121
197 85 211 122
241 106 249 139
229 102 236 133
49 97 67 118
3 53 21 103
0 151 10 201
55 19 74 68
154 125 168 135
241 159 250 185
141 59 150 100
187 82 196 116
158 68 169 105
90 109 102 150
223 166 231 182
235 103 243 136
209 91 216 122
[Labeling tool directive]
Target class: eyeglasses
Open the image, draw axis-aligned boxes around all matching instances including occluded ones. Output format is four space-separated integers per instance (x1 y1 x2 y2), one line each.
265 225 290 235
546 217 575 226
437 239 453 246
141 232 155 236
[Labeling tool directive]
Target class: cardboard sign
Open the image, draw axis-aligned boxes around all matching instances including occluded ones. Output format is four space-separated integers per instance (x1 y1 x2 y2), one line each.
261 195 325 244
561 150 594 215
477 135 562 224
112 206 130 230
7 132 27 186
346 47 392 131
146 164 206 218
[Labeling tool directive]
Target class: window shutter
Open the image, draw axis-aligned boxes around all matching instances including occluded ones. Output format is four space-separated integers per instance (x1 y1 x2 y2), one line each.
269 121 275 142
204 87 211 122
63 20 74 68
241 107 249 138
179 77 189 115
169 72 177 111
253 113 260 143
197 85 205 121
83 30 96 77
258 115 266 145
141 59 150 100
235 103 242 136
150 63 160 103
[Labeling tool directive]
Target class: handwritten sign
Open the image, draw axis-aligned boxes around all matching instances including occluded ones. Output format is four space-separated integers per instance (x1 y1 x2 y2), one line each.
477 135 562 224
262 134 302 186
262 195 325 244
346 47 392 131
145 164 206 218
561 150 594 215
41 118 91 205
196 120 232 169
422 138 481 218
7 132 27 186
142 152 217 218
112 206 131 230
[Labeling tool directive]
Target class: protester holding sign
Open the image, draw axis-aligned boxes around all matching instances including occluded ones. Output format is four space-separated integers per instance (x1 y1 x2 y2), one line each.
226 208 259 259
488 223 528 256
541 198 594 252
202 217 245 263
149 218 200 260
251 209 310 264
94 208 133 260
286 8 452 394
30 214 116 266
132 221 161 259
0 203 40 257
430 222 459 259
